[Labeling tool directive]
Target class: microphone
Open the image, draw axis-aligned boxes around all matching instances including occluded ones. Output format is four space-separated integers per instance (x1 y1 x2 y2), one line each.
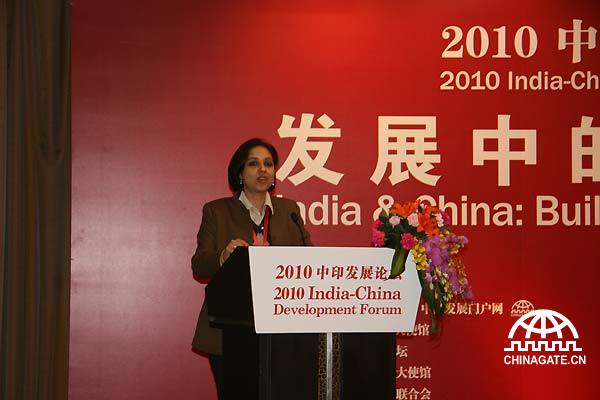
290 212 307 246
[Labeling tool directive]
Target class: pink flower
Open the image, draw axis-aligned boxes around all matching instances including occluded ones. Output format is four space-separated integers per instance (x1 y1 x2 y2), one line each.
372 219 385 247
407 212 419 227
441 211 451 226
372 229 385 247
401 233 416 250
389 215 401 226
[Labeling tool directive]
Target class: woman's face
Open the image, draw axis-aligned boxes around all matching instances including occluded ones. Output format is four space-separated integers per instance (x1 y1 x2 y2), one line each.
240 145 275 194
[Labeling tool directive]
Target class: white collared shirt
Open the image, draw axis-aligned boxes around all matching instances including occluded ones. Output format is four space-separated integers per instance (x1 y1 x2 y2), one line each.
238 191 274 226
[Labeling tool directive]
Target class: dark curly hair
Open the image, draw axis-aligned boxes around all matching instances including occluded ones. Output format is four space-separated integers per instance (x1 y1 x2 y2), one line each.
227 138 279 193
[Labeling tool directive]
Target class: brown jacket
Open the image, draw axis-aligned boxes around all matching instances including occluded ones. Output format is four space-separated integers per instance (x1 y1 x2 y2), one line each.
191 196 312 354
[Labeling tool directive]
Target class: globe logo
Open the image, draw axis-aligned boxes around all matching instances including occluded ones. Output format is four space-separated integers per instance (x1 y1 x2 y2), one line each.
504 309 582 352
510 299 534 317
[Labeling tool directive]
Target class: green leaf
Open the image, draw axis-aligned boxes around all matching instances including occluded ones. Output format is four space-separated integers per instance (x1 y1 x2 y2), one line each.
389 247 409 279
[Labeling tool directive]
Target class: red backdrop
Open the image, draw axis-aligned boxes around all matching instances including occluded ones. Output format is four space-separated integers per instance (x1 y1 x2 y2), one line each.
71 1 599 399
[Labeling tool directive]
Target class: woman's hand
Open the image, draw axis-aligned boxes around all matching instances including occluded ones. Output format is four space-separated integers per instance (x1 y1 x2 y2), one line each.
221 239 250 264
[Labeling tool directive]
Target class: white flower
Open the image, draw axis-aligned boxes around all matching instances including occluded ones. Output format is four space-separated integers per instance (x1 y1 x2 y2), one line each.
435 213 444 227
389 215 401 226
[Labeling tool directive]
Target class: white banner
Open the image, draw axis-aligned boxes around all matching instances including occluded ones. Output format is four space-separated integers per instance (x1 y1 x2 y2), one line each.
248 246 422 333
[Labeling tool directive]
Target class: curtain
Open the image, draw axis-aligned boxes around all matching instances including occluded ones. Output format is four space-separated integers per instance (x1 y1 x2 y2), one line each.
0 1 71 399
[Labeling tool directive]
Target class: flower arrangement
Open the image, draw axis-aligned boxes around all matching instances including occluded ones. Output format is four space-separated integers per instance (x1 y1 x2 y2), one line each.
372 200 473 332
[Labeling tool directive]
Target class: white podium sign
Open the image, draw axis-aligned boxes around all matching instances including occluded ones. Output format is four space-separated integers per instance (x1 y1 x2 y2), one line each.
248 246 422 334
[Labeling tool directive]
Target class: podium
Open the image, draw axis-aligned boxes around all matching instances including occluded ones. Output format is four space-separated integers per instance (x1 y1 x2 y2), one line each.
205 246 412 400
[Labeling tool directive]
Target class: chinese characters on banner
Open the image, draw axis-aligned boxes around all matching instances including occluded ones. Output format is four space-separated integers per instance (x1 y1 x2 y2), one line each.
276 113 598 188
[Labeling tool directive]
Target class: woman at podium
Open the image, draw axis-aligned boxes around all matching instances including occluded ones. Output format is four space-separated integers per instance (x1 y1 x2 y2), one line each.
191 138 312 399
